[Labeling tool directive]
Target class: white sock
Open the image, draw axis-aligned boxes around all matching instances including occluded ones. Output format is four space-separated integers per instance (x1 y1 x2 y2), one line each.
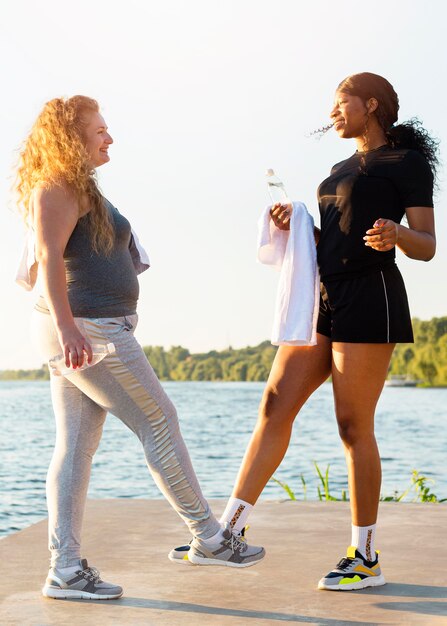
56 563 81 575
351 524 376 561
201 526 225 544
219 497 253 534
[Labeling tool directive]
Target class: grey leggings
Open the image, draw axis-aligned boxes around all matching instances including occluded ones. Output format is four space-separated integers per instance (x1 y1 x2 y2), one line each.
30 311 220 567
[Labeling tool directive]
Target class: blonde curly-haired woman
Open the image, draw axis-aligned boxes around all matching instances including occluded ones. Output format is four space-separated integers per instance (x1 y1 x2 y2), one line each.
15 96 264 600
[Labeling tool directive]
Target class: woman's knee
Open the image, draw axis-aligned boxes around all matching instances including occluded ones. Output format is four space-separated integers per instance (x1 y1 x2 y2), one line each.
258 387 297 428
336 411 374 447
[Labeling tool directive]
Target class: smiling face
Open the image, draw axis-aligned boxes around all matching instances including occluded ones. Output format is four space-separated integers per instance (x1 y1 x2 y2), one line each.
83 111 113 168
330 91 370 139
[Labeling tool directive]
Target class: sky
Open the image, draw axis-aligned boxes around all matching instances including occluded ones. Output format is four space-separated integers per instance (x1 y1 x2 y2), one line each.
1 0 446 369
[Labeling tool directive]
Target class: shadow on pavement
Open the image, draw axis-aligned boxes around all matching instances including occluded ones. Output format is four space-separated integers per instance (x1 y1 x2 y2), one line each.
375 600 447 617
355 583 447 599
58 597 381 625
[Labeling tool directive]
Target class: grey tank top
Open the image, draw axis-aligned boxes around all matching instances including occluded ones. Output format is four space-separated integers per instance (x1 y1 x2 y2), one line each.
35 199 140 317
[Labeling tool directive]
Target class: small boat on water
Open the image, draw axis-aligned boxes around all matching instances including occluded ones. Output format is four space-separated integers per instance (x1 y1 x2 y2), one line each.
385 375 419 387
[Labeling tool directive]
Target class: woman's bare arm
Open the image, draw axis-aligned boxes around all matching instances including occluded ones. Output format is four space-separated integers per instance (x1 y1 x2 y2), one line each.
364 206 436 261
33 185 92 368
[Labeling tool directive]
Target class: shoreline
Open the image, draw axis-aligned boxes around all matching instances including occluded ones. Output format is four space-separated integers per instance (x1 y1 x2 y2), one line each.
2 314 447 385
3 488 446 540
2 376 447 388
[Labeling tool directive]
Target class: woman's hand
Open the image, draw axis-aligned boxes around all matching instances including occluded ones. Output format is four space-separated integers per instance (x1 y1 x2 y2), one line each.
270 203 292 231
364 218 399 252
58 324 93 370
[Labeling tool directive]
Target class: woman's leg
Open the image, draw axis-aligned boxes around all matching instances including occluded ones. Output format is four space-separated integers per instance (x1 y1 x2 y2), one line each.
169 333 331 562
232 333 332 505
331 342 395 527
30 311 107 569
70 316 221 540
317 342 393 591
47 375 107 568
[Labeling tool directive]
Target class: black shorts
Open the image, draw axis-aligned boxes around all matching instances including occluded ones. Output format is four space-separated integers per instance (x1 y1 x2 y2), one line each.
317 264 413 343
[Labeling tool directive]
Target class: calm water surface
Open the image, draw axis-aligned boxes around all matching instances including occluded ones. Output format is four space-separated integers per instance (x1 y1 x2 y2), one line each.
1 381 446 536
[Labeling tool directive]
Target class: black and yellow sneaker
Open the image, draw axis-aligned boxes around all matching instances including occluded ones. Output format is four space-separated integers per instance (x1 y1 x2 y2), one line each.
318 546 386 591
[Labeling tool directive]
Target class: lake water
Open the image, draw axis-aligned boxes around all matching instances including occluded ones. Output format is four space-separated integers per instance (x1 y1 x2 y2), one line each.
1 381 446 536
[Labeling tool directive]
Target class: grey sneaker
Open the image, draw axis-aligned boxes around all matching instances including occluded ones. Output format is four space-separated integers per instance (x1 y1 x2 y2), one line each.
42 558 123 600
188 522 265 567
168 526 250 565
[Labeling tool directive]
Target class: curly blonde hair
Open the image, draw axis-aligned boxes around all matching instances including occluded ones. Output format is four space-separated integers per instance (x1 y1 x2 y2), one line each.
15 95 114 254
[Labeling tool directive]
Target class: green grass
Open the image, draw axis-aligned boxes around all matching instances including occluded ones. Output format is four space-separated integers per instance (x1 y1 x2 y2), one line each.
270 476 297 501
271 465 446 503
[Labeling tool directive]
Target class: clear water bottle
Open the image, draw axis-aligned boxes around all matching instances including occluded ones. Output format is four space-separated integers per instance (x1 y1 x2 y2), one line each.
48 342 116 376
266 169 291 206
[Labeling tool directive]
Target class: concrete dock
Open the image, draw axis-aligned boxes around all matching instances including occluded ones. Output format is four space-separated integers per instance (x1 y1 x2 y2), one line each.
1 500 446 625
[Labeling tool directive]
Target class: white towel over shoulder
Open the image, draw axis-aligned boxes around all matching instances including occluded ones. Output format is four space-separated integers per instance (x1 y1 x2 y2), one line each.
258 201 320 346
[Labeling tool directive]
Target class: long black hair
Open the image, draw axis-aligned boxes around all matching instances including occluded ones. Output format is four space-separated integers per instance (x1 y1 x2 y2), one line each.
339 73 439 178
314 72 440 182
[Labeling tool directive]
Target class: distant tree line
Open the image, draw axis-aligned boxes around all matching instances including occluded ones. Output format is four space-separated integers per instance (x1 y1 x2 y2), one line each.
388 317 447 386
0 366 49 381
142 341 277 382
1 317 446 385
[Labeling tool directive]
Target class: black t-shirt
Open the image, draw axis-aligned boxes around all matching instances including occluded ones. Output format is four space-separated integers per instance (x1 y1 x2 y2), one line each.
317 145 434 280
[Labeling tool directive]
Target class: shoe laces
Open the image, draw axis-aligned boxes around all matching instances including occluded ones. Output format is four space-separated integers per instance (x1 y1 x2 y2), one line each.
336 557 355 571
228 531 247 553
78 565 102 583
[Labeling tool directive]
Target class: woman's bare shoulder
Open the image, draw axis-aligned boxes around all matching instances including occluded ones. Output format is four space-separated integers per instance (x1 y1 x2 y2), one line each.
31 182 80 232
32 181 77 207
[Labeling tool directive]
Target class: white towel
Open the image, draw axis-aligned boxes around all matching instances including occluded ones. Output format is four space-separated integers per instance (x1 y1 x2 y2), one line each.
128 229 151 275
258 202 320 346
15 227 38 291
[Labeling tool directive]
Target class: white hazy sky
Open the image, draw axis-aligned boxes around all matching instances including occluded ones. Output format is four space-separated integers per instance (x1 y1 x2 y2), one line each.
1 0 446 369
